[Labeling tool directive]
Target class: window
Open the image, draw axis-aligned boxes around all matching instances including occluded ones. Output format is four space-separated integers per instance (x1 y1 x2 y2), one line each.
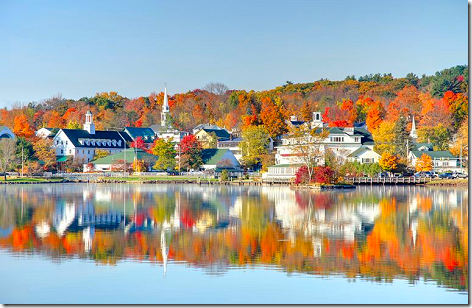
355 137 359 142
61 149 63 154
362 158 374 163
330 136 344 143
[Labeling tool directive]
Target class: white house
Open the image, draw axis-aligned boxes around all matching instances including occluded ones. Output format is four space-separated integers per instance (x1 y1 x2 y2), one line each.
52 111 132 162
201 149 241 171
409 150 461 173
275 112 377 166
36 127 60 139
0 126 15 139
346 146 381 164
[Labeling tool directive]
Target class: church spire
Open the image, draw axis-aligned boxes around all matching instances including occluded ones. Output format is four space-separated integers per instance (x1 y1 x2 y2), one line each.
410 115 417 141
161 85 170 127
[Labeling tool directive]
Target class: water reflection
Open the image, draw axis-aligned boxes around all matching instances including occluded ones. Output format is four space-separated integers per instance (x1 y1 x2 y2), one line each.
0 184 468 291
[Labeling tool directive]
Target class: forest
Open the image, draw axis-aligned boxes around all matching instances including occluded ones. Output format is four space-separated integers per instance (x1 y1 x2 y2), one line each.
0 65 468 172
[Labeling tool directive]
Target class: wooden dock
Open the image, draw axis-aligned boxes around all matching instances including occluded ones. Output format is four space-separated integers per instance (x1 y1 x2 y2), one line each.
345 177 433 185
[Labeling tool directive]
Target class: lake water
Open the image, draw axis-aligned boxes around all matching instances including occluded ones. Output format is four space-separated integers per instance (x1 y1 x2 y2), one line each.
0 184 468 304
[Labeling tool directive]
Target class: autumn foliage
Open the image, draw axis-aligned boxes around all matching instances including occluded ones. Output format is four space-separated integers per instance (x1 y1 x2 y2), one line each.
415 154 433 172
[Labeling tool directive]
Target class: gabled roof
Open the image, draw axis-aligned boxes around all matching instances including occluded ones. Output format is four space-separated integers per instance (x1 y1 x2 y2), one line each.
200 128 230 140
194 123 224 131
37 127 60 138
58 129 131 148
0 126 15 139
202 149 239 166
149 124 181 134
313 126 375 145
347 146 379 158
91 148 158 165
217 137 243 143
413 143 434 151
124 127 156 142
410 150 457 159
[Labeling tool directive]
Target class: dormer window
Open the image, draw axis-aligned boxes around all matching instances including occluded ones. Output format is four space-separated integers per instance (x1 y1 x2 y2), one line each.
112 140 116 146
117 140 122 146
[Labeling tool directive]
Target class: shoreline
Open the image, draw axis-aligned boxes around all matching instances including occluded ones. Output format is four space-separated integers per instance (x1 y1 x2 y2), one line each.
0 177 468 187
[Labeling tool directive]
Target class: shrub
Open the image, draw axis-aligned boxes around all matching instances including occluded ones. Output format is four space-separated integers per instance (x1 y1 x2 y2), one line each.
313 166 335 184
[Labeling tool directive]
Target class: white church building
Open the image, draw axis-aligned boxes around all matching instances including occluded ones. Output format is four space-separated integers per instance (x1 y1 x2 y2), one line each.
149 86 187 143
52 111 131 162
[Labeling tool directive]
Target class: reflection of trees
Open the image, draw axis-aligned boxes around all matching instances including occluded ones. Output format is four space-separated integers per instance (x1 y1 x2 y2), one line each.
0 185 468 291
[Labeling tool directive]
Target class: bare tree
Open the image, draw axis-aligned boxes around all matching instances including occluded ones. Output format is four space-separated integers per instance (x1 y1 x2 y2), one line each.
204 82 229 95
0 139 16 181
286 124 329 181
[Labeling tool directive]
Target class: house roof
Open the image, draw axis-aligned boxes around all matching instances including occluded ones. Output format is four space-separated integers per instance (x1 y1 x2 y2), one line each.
56 156 70 162
313 126 375 145
38 127 60 138
0 126 15 139
124 127 156 142
218 137 243 143
59 129 132 148
149 124 181 134
194 124 225 131
201 128 230 140
413 142 434 151
290 120 306 127
269 164 303 168
347 146 379 158
410 150 457 159
202 149 239 166
91 148 158 165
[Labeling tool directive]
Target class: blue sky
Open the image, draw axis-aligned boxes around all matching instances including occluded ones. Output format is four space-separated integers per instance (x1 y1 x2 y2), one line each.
0 0 467 108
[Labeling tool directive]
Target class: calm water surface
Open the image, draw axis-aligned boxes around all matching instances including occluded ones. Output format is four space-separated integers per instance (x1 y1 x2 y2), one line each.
0 184 468 304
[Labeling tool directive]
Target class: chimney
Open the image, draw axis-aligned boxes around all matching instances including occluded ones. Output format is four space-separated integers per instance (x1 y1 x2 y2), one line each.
345 127 354 135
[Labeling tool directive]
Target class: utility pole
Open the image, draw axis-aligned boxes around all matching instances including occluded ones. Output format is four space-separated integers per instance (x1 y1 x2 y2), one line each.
21 145 24 178
178 143 181 176
124 141 127 176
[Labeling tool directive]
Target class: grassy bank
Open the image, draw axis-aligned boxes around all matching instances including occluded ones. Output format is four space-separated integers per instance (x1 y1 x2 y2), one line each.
425 179 468 186
0 177 64 184
96 176 221 183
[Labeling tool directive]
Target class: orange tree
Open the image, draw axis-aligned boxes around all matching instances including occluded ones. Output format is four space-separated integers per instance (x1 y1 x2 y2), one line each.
379 152 398 172
415 154 433 172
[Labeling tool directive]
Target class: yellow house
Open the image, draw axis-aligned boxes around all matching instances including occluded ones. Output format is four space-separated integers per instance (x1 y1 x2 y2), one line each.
195 128 230 149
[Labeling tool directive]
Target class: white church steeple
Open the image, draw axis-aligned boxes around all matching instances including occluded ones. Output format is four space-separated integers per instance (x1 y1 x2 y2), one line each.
161 85 170 127
410 115 417 141
84 110 95 134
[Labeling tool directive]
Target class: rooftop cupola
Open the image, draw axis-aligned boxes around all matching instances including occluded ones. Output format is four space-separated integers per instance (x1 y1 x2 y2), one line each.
84 110 95 134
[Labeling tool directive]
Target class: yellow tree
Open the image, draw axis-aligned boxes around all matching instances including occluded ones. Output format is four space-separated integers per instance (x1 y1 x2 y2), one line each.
379 152 398 172
372 121 396 155
33 138 56 170
450 117 468 160
415 154 433 172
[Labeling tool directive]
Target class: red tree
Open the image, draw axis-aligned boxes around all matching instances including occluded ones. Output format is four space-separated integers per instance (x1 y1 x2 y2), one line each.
130 136 147 150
